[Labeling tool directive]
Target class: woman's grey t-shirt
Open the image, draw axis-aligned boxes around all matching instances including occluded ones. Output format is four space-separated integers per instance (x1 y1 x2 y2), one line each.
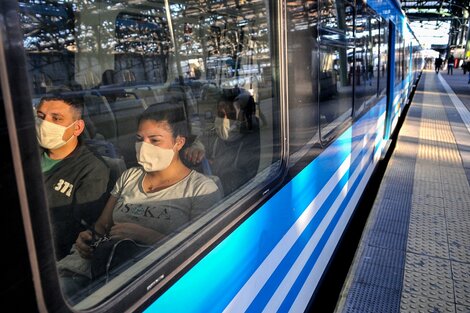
111 167 222 235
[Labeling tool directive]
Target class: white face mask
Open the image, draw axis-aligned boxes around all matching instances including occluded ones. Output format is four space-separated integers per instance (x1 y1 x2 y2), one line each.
135 141 175 172
35 117 76 150
214 117 242 142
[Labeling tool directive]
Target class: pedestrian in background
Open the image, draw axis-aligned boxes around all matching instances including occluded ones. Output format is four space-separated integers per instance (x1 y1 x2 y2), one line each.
435 56 443 73
447 54 455 75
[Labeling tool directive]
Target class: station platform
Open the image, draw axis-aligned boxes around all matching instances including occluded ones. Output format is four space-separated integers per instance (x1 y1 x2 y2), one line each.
334 70 470 313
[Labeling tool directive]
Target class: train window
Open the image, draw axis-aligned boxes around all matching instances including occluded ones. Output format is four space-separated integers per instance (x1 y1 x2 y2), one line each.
285 0 323 173
320 0 353 32
412 39 421 75
318 45 353 141
353 3 381 116
402 36 405 78
405 42 410 79
395 31 403 85
18 0 279 309
378 20 389 97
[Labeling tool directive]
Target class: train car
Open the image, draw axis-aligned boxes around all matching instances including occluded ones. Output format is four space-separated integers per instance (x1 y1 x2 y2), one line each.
0 0 423 312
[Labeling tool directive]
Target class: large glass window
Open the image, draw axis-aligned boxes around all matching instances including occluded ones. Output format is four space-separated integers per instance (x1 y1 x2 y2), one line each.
319 45 353 140
320 0 352 33
354 2 381 116
395 31 404 85
318 0 354 142
378 20 389 97
285 0 321 168
19 0 279 308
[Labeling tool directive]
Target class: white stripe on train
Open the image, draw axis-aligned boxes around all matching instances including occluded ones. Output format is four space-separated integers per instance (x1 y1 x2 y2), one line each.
224 110 387 312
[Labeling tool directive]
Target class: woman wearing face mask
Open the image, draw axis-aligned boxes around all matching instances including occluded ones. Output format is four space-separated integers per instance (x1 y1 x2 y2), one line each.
35 95 110 260
185 90 261 195
73 105 222 261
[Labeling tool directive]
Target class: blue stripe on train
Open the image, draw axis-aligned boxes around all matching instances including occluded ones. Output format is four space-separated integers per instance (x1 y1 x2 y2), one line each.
257 120 381 312
255 108 382 304
144 99 390 313
246 158 357 311
278 141 376 311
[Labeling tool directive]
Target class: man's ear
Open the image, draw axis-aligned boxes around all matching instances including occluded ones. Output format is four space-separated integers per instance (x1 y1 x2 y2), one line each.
74 119 86 136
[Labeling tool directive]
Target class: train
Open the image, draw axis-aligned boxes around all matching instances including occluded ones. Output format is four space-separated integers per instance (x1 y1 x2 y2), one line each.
1 0 423 312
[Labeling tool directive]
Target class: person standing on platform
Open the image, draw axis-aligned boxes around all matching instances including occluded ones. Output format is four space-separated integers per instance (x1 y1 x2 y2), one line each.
462 58 469 75
447 54 455 75
468 67 470 84
435 56 443 73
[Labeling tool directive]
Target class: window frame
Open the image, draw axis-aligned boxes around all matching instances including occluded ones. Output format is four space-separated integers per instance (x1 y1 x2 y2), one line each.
9 0 286 311
317 0 354 146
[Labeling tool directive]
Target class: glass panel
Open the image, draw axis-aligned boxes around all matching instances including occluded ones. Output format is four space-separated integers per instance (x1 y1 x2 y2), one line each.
319 45 353 140
354 4 381 116
285 0 321 169
18 0 279 308
320 0 353 32
317 0 353 142
405 42 408 79
395 31 403 85
378 20 389 97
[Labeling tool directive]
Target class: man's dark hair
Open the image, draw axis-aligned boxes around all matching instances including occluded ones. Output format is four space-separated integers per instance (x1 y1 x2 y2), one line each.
38 95 84 120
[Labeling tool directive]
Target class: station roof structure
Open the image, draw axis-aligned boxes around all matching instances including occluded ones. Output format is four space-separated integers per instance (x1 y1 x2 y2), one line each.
400 0 470 53
400 0 469 21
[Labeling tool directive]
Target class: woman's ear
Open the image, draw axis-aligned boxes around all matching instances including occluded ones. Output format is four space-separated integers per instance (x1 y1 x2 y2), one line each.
175 136 186 151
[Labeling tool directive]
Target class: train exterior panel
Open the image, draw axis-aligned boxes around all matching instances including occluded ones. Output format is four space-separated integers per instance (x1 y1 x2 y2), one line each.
144 99 389 313
0 0 423 312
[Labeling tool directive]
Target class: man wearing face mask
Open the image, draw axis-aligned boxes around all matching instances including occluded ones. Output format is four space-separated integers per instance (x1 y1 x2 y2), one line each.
36 95 110 260
185 88 261 195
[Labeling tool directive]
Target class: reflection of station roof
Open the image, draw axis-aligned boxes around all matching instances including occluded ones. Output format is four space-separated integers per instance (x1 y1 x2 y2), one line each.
19 0 269 53
400 1 469 47
400 0 469 21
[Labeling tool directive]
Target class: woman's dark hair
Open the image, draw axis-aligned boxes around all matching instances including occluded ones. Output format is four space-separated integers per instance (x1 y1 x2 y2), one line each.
217 88 256 130
101 69 116 85
217 97 238 120
138 104 189 139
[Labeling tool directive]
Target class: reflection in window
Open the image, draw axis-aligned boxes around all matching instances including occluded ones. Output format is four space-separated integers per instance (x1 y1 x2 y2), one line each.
320 0 353 32
378 21 388 97
286 0 320 163
395 31 403 85
319 45 353 140
354 4 381 116
379 21 389 96
19 0 279 309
